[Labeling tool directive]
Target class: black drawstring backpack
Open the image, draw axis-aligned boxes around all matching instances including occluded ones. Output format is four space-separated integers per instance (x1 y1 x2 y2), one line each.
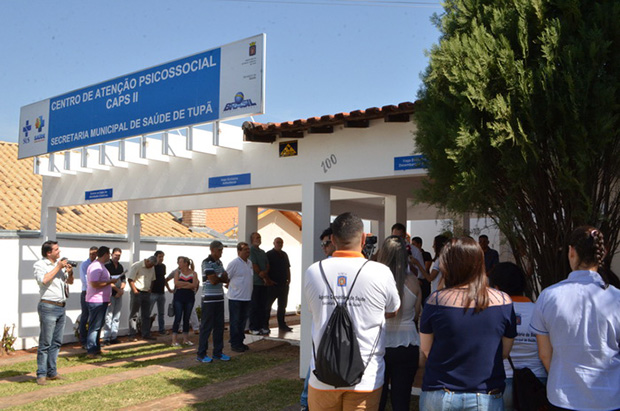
313 260 380 388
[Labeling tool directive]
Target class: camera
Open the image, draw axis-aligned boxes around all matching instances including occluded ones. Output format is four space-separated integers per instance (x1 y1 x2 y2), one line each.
362 235 378 259
65 259 79 267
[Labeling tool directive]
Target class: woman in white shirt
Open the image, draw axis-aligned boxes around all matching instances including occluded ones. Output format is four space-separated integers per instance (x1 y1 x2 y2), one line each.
377 235 422 411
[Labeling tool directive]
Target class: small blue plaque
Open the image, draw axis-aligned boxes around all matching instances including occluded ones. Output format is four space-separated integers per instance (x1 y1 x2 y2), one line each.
394 155 428 171
209 173 251 189
85 188 113 201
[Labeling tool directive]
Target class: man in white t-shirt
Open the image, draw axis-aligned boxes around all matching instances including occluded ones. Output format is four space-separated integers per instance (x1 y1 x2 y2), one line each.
305 212 400 410
226 242 254 353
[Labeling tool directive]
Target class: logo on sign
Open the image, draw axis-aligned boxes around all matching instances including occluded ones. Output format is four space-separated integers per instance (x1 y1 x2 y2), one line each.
249 41 256 56
224 92 257 111
22 120 32 142
35 116 45 132
337 276 347 287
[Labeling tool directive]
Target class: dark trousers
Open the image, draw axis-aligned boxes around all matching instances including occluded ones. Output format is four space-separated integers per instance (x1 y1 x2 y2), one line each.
379 344 420 411
129 291 152 338
79 290 89 345
419 278 431 303
197 300 224 358
228 299 250 348
268 284 289 327
249 285 269 331
172 296 194 334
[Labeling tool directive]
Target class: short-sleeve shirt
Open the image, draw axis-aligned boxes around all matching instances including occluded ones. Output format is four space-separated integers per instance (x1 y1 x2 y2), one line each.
304 251 401 392
34 258 69 303
420 289 517 393
266 249 290 285
80 259 93 291
250 246 269 286
151 264 167 294
202 255 225 303
105 261 125 297
530 270 620 410
127 260 155 291
86 260 111 303
226 257 254 301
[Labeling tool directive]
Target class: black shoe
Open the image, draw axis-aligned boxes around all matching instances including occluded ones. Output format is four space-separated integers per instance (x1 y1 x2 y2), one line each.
231 346 245 353
143 336 157 341
109 338 121 345
279 325 294 332
101 340 110 346
242 344 250 351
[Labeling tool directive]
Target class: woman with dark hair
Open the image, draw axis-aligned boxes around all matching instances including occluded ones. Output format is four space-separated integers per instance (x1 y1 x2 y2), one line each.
530 226 620 410
420 237 517 410
489 262 547 411
377 236 422 411
170 256 198 347
422 235 450 293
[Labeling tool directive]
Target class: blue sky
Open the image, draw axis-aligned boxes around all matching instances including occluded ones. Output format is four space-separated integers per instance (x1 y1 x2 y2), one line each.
1 0 442 143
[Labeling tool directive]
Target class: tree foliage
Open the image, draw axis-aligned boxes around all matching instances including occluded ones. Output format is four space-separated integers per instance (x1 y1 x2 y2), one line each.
415 0 620 292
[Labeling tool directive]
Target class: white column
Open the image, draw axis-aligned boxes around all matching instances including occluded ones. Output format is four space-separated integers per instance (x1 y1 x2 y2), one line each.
127 201 141 263
384 195 407 238
300 182 331 378
238 206 258 243
40 206 57 241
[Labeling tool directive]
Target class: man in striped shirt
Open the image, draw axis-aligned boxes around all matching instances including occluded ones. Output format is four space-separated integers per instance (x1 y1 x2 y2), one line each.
197 240 230 363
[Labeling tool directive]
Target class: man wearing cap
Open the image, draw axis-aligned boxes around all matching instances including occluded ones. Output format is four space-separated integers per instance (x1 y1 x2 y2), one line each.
34 240 74 385
127 256 157 341
197 240 230 363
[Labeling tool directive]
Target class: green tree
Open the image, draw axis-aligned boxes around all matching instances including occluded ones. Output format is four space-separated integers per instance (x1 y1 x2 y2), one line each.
414 0 620 292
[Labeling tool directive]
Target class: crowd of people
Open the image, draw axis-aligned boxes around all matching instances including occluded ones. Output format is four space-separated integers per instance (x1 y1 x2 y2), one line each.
302 215 620 411
32 235 294 381
32 214 620 411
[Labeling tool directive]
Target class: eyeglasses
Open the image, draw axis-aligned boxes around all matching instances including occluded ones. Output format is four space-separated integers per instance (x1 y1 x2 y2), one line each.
321 241 331 248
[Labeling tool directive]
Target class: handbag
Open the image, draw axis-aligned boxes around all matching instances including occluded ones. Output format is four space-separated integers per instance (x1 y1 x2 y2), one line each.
167 302 175 317
508 356 550 411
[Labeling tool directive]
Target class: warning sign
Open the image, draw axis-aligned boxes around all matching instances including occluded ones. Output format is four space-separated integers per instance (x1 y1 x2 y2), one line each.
279 140 298 157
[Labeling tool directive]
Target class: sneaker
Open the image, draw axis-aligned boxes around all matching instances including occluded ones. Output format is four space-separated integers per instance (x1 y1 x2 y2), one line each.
213 354 231 361
171 342 181 347
249 329 261 335
259 328 271 335
183 340 194 346
231 346 245 353
36 377 47 385
196 355 213 363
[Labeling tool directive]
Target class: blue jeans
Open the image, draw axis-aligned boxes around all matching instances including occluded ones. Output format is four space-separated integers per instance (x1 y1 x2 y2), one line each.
150 292 166 333
300 367 310 407
420 390 504 411
103 295 123 341
37 302 66 378
87 303 107 354
173 296 195 334
79 290 89 346
228 299 250 349
197 300 224 358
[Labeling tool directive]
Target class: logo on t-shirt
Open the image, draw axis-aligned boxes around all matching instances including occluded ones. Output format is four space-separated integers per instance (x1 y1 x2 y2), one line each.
337 275 347 287
516 313 522 326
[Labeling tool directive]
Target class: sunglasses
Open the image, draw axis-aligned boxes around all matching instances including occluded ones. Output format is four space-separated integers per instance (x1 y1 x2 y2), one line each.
321 241 331 248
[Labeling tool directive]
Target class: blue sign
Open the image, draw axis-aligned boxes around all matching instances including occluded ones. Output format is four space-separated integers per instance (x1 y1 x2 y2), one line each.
394 155 428 171
18 34 265 159
85 188 113 201
209 173 251 189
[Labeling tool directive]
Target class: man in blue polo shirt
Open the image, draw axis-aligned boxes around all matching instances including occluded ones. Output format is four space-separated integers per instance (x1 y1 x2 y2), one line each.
197 240 231 363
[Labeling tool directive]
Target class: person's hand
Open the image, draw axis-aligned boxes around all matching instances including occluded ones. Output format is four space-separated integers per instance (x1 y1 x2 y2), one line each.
116 288 124 297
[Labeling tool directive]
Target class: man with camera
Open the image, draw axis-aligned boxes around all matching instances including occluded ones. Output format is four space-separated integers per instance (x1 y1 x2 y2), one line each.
34 240 74 385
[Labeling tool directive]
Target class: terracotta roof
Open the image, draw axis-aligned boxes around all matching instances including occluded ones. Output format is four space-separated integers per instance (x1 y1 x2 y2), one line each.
205 208 239 235
0 142 212 238
243 101 417 143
